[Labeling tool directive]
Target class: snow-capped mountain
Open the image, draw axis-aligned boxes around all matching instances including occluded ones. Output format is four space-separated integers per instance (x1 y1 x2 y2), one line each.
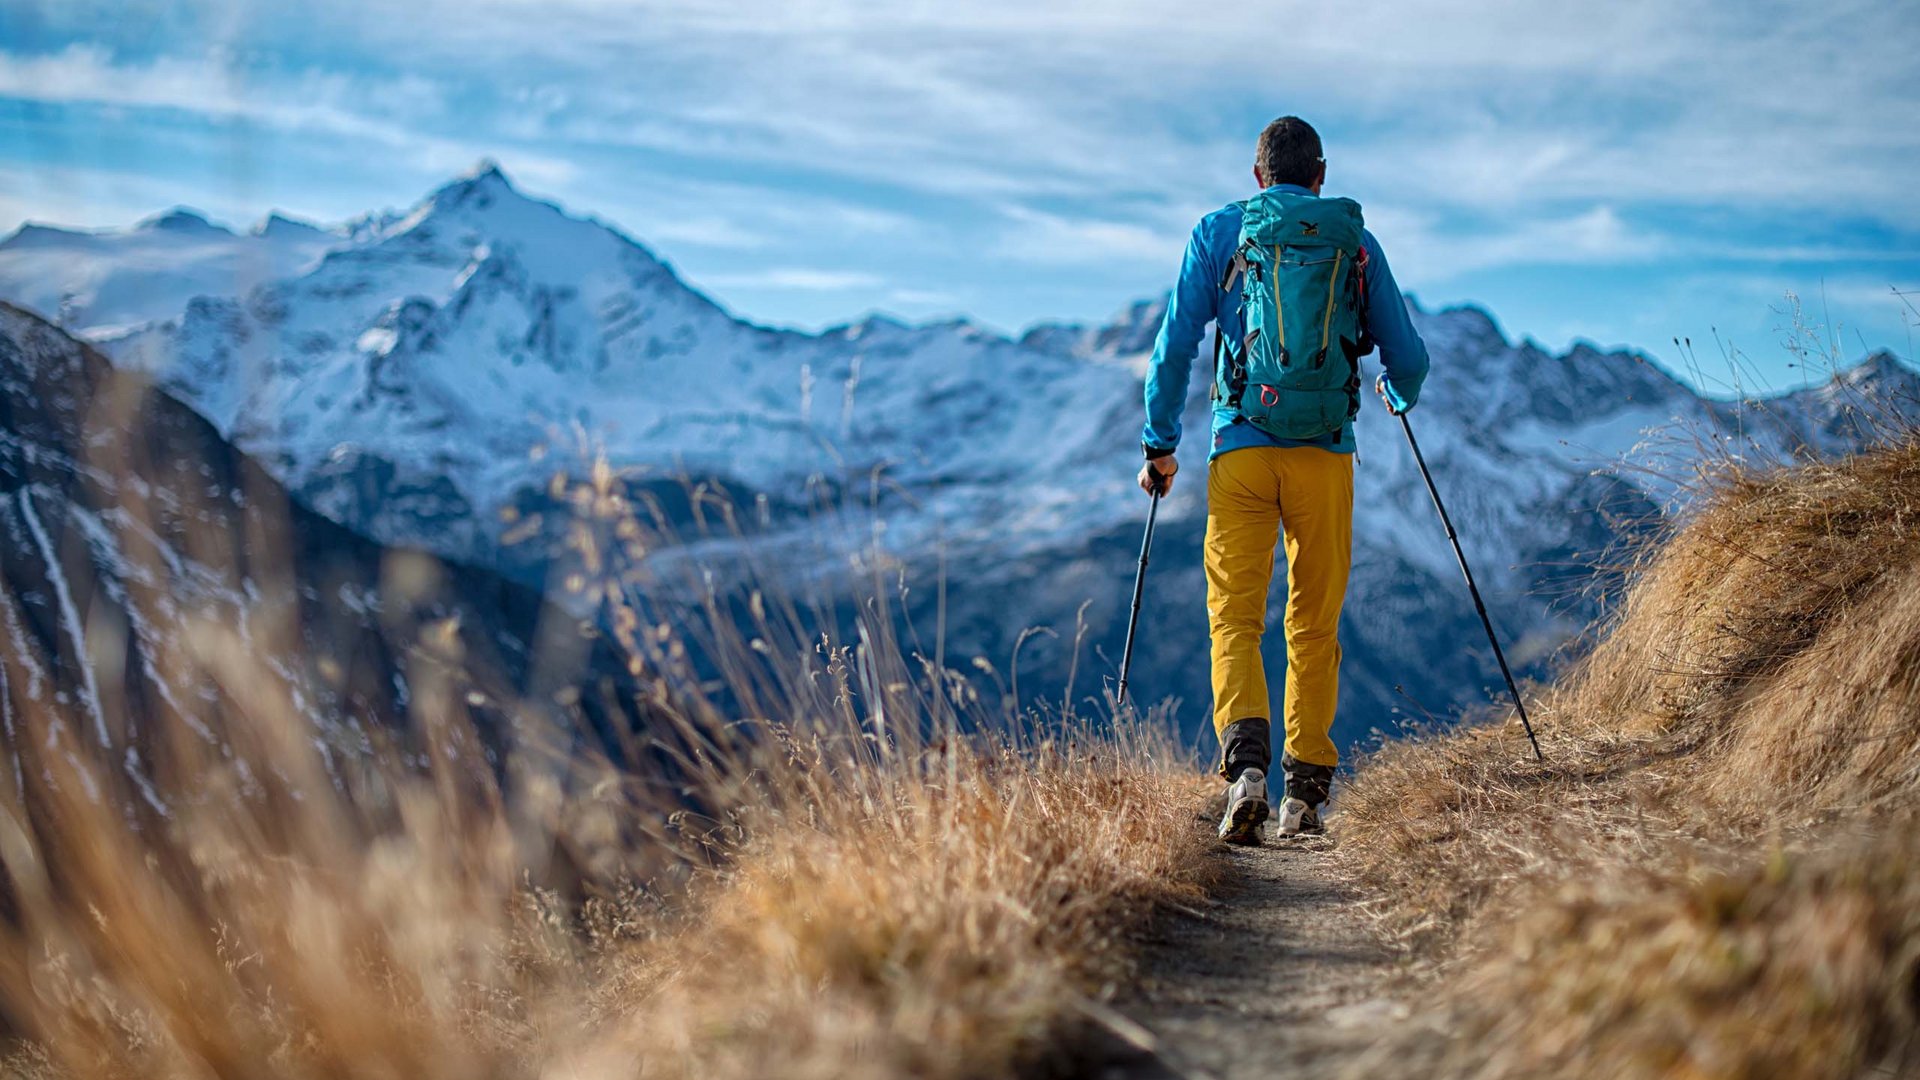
8 165 1916 752
0 208 338 339
0 302 647 806
98 164 1132 581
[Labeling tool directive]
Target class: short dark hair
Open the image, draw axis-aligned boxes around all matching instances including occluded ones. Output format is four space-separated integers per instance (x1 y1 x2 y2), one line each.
1256 116 1324 188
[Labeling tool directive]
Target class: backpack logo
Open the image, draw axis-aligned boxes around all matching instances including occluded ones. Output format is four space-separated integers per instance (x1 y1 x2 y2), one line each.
1300 222 1319 236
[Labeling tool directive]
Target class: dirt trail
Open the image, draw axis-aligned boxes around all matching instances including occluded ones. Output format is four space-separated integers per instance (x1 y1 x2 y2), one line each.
1095 825 1447 1080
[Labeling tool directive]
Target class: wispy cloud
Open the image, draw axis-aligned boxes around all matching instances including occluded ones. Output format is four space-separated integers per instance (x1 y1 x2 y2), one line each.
581 174 917 255
0 163 209 231
697 267 885 292
991 204 1186 266
1 0 1916 356
1372 204 1669 283
639 215 763 250
368 0 1920 213
886 287 963 308
0 45 576 187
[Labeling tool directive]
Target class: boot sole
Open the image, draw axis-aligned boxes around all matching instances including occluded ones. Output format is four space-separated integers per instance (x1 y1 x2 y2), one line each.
1218 797 1269 846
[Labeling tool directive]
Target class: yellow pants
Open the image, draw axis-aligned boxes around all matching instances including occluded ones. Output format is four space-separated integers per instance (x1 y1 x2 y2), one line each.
1204 445 1353 769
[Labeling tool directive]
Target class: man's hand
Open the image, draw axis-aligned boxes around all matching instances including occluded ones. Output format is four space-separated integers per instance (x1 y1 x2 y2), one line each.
1375 373 1408 415
1138 455 1178 496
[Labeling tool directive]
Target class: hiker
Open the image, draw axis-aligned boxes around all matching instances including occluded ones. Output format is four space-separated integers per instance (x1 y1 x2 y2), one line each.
1137 116 1430 845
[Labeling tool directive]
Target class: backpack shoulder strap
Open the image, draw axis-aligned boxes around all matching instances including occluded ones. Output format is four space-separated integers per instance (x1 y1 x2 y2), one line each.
1220 202 1257 291
1221 241 1257 292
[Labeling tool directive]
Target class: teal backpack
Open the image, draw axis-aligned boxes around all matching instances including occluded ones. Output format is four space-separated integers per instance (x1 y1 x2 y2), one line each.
1215 190 1372 440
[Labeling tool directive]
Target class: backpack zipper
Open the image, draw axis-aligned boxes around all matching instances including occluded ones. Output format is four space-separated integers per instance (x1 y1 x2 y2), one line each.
1320 249 1343 364
1272 244 1286 365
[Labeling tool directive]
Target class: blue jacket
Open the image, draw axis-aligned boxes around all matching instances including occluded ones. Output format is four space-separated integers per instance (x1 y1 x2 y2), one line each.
1141 184 1430 459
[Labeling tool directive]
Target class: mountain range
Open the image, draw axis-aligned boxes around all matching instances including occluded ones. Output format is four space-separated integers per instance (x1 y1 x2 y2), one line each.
3 163 1913 752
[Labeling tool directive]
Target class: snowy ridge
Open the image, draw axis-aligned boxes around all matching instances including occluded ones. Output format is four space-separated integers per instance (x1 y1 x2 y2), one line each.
93 165 1139 576
0 207 338 339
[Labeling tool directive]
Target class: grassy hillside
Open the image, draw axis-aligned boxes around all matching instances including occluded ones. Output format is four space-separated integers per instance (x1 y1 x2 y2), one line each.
1337 436 1920 1079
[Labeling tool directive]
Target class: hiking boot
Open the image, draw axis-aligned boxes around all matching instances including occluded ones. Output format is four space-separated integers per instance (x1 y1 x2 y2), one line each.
1218 767 1270 845
1275 796 1325 837
1281 753 1335 808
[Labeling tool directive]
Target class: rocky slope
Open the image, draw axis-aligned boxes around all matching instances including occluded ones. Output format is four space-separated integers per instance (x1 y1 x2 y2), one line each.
0 303 646 814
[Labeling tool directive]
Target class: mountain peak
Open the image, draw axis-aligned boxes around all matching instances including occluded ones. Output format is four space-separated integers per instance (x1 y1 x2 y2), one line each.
1843 349 1916 387
254 212 328 240
466 158 509 183
1431 302 1506 337
397 161 542 232
136 207 231 236
1017 296 1169 361
0 222 86 251
434 160 518 203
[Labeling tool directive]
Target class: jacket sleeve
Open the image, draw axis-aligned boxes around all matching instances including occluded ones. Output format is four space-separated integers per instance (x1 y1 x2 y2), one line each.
1141 220 1222 454
1361 231 1429 413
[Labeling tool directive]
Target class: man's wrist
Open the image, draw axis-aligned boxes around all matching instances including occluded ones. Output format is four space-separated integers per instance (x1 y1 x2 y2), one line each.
1143 443 1176 460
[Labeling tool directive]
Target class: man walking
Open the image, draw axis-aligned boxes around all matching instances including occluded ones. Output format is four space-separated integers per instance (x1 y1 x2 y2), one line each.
1138 116 1429 845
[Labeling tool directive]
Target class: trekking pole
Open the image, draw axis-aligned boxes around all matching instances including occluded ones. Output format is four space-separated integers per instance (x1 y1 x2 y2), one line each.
1115 482 1162 710
1394 410 1545 762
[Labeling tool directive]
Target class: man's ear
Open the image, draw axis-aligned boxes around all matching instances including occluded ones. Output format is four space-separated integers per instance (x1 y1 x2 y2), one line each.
1253 165 1266 188
1312 162 1327 193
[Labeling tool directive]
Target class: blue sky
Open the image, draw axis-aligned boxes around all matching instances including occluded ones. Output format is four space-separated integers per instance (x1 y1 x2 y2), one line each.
2 0 1916 392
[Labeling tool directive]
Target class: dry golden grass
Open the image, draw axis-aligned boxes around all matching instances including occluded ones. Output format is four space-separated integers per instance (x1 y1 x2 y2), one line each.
0 440 1217 1079
1336 436 1920 1079
1436 823 1920 1078
0 625 1212 1080
583 743 1214 1080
